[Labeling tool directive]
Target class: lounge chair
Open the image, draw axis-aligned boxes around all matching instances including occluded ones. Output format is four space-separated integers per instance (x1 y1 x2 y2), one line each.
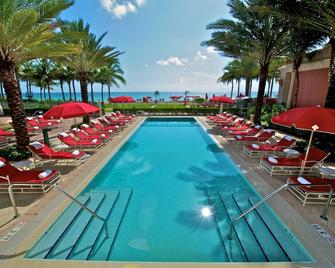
27 141 87 167
223 121 253 133
0 128 14 137
287 176 335 206
80 124 114 137
57 132 103 151
0 157 60 193
27 118 55 129
228 125 263 137
91 121 121 133
214 115 238 126
259 148 330 176
112 111 134 121
35 115 61 126
234 129 275 147
243 135 296 158
71 128 110 142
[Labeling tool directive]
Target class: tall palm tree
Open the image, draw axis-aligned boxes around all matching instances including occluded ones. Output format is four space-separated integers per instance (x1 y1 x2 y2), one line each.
154 90 160 101
34 59 56 102
52 63 68 101
218 63 236 98
87 69 99 102
0 0 78 149
62 19 123 122
203 0 289 124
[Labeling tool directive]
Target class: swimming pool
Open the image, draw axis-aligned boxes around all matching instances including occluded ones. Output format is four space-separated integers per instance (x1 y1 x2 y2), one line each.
27 117 312 262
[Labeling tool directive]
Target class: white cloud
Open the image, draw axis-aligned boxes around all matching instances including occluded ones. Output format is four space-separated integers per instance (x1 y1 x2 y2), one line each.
206 47 216 54
157 57 188 67
136 0 146 7
194 51 207 61
100 0 145 18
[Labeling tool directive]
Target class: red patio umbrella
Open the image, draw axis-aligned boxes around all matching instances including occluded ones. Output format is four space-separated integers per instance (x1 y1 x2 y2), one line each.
209 96 235 104
109 96 136 103
170 96 182 100
272 107 335 174
43 102 100 119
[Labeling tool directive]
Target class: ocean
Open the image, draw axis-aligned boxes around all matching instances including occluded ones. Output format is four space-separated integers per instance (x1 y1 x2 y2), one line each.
22 91 278 102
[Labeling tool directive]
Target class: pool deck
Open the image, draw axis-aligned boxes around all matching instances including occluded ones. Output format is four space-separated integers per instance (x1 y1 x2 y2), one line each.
0 116 334 268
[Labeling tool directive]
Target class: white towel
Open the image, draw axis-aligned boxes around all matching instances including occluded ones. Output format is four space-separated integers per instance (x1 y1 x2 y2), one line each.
268 156 278 164
59 132 69 138
236 135 242 140
264 129 273 133
72 128 80 132
297 177 311 185
252 144 260 149
283 135 293 141
132 114 136 117
30 141 44 150
0 160 6 168
33 126 39 130
255 125 261 129
47 122 52 125
101 134 106 138
108 130 113 133
38 169 52 179
91 139 98 144
38 115 43 118
115 125 120 129
72 150 80 156
82 124 89 128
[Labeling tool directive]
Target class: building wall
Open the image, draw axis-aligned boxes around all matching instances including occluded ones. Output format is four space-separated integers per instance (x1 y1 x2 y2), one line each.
295 68 329 107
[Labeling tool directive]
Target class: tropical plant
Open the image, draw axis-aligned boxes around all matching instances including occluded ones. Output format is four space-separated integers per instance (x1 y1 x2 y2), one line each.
61 19 123 122
203 0 290 124
33 59 56 102
0 0 78 149
18 61 35 101
238 57 259 96
217 62 236 98
51 63 68 101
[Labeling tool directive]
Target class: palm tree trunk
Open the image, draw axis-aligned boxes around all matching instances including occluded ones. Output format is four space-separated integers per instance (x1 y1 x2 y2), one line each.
28 81 33 101
90 83 94 102
0 62 29 150
101 83 104 103
40 87 43 101
72 80 77 101
270 78 275 98
292 58 302 107
67 80 72 101
249 79 253 97
108 84 111 99
43 86 46 101
79 72 89 123
325 38 335 108
0 82 4 100
47 83 51 102
245 77 250 96
267 79 271 96
237 79 240 96
230 81 234 98
60 80 65 101
254 62 269 124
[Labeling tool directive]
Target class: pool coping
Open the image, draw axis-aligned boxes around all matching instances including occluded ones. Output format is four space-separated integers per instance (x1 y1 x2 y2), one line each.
0 116 334 268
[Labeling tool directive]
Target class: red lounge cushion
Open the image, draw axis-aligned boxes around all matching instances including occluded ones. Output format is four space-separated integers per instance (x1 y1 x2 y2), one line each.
289 177 335 192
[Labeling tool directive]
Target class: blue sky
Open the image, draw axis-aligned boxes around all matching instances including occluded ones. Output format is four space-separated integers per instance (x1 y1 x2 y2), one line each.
60 0 234 93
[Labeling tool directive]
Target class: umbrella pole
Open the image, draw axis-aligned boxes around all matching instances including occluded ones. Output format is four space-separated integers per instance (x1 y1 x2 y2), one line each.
219 103 223 114
299 129 315 175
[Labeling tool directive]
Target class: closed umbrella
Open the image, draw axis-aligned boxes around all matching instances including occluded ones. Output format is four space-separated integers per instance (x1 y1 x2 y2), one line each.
272 107 335 174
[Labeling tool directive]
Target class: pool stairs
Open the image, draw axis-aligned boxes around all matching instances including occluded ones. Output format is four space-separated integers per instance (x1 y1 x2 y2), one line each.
27 189 310 262
26 187 132 261
215 192 309 262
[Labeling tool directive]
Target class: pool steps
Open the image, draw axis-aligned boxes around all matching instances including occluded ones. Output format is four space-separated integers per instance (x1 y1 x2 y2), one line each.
26 188 132 261
217 192 310 262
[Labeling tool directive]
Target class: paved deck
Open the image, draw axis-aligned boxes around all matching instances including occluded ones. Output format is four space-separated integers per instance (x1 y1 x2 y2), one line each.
0 116 334 268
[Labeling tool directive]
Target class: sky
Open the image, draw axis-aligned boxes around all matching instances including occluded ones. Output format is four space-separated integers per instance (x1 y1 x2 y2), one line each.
60 0 235 93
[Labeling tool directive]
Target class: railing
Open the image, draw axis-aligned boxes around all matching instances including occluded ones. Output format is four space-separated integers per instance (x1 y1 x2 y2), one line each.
226 181 333 240
8 183 110 238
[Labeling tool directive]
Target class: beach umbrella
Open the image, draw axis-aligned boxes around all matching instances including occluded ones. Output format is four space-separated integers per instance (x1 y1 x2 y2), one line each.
170 96 182 101
205 93 208 100
109 96 136 103
210 96 235 114
43 102 100 119
272 107 335 174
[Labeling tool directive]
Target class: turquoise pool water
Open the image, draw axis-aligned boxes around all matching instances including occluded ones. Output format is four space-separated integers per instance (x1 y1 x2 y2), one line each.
27 117 312 262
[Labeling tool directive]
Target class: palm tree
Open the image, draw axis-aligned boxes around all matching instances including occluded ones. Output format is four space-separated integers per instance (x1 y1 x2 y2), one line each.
62 19 123 122
154 90 160 101
18 62 35 101
34 59 56 102
87 69 99 102
52 63 68 101
238 57 259 96
0 0 78 149
218 61 238 98
203 0 289 124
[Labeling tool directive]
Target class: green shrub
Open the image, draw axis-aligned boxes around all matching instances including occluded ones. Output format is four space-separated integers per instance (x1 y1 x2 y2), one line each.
194 98 205 104
0 146 31 161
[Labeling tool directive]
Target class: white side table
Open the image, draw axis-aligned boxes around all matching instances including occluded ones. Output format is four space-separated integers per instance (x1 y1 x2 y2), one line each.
283 148 300 158
319 166 335 179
